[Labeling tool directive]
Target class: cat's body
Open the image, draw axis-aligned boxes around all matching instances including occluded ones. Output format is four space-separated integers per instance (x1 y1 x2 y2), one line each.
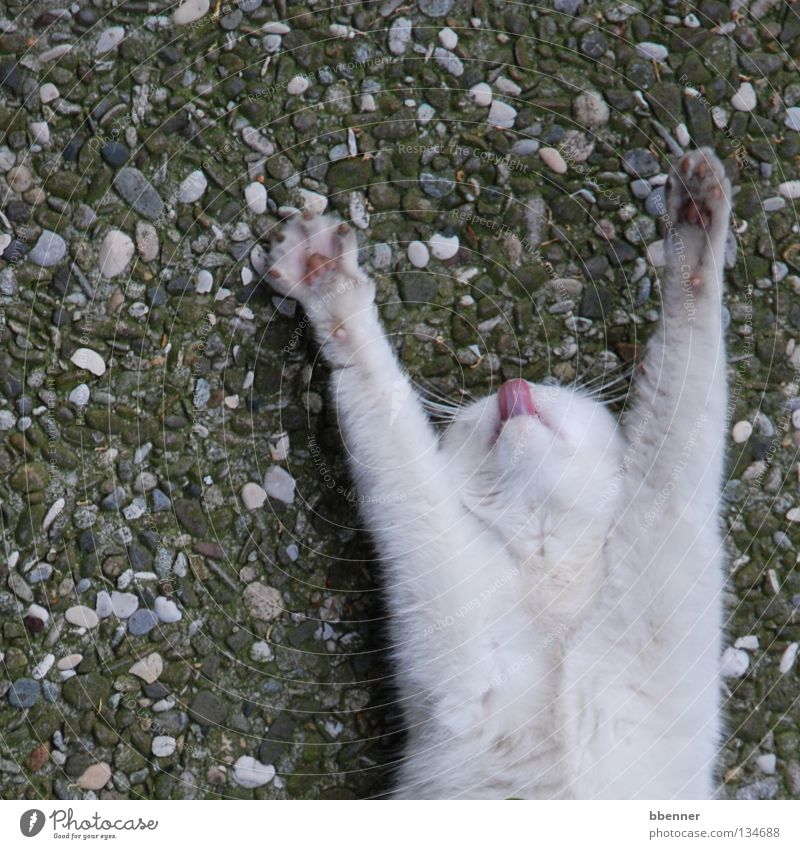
268 148 731 799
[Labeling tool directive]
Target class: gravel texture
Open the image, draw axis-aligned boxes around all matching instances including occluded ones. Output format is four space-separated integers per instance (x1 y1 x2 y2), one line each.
1 0 800 801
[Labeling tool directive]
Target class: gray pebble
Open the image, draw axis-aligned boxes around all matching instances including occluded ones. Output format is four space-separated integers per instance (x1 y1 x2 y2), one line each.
418 0 454 16
28 230 67 267
622 148 660 178
127 609 159 636
113 168 165 221
9 678 40 709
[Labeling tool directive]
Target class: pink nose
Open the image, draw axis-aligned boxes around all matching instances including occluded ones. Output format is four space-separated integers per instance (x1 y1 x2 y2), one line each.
498 379 537 421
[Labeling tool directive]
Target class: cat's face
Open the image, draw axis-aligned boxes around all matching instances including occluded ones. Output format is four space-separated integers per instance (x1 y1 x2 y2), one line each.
440 380 624 524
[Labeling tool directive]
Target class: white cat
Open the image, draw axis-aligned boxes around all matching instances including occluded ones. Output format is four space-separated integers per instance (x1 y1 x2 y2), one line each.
268 148 731 799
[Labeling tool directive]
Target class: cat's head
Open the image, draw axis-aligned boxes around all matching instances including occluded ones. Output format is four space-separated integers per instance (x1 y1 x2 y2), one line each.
439 379 624 531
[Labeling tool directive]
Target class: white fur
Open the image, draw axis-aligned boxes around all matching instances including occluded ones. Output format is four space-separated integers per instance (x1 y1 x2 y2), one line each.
268 148 732 799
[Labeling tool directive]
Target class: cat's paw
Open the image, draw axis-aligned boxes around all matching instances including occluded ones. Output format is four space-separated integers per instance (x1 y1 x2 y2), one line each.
666 148 731 235
268 212 375 343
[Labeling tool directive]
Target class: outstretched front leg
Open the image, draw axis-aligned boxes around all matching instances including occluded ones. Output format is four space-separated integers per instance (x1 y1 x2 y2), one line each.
621 147 731 511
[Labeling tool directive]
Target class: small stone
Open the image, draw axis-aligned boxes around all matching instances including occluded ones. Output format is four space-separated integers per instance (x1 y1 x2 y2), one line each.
189 690 227 726
573 91 610 128
785 107 800 132
129 652 163 684
114 168 164 220
76 763 111 790
635 42 668 62
438 27 458 50
6 165 32 193
26 604 49 625
39 83 59 103
95 591 112 619
469 82 492 107
732 420 752 443
173 0 210 25
29 121 50 145
32 654 55 680
9 679 40 709
721 647 749 678
154 597 182 623
28 230 66 267
756 753 777 775
152 736 177 758
179 170 207 203
241 482 268 510
69 384 90 406
778 181 800 200
135 221 159 261
429 233 459 260
43 497 65 531
251 641 274 662
245 182 267 214
407 241 430 268
488 100 517 129
110 591 139 619
99 230 135 278
419 0 454 16
128 608 159 636
65 605 99 629
264 466 296 503
57 654 83 671
779 643 798 674
734 635 759 651
287 75 309 95
243 582 283 622
622 148 660 178
433 47 463 76
731 82 756 112
100 141 130 168
95 26 125 54
196 269 213 294
233 756 275 789
539 147 567 174
70 348 106 377
786 508 800 523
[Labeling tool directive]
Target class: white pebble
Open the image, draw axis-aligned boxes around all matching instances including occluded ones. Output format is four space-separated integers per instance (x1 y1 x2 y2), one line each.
196 269 213 294
32 654 55 680
469 82 492 107
30 121 50 145
135 221 159 262
298 189 327 215
779 642 798 674
287 75 309 96
154 596 182 623
429 233 459 260
407 241 430 268
793 408 800 429
42 497 65 531
264 467 296 504
70 348 106 377
539 147 567 174
241 482 268 510
778 180 800 200
179 170 207 203
173 0 210 25
251 641 274 662
95 590 112 619
635 42 668 62
732 420 752 443
69 384 90 406
488 100 517 129
152 736 177 757
26 603 50 624
786 507 800 523
233 756 275 788
756 753 777 775
675 123 691 147
262 22 290 34
388 17 412 55
245 181 268 214
57 654 82 671
99 229 135 278
65 605 99 629
95 26 125 55
39 83 59 103
720 647 749 678
129 653 163 684
110 590 139 619
785 107 800 132
731 82 756 112
438 27 458 50
734 635 760 651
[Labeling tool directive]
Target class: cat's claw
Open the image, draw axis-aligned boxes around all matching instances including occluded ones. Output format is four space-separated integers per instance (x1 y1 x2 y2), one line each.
666 148 730 235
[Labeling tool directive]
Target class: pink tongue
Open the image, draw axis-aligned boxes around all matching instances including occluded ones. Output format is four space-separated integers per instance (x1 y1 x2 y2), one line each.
498 379 537 421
